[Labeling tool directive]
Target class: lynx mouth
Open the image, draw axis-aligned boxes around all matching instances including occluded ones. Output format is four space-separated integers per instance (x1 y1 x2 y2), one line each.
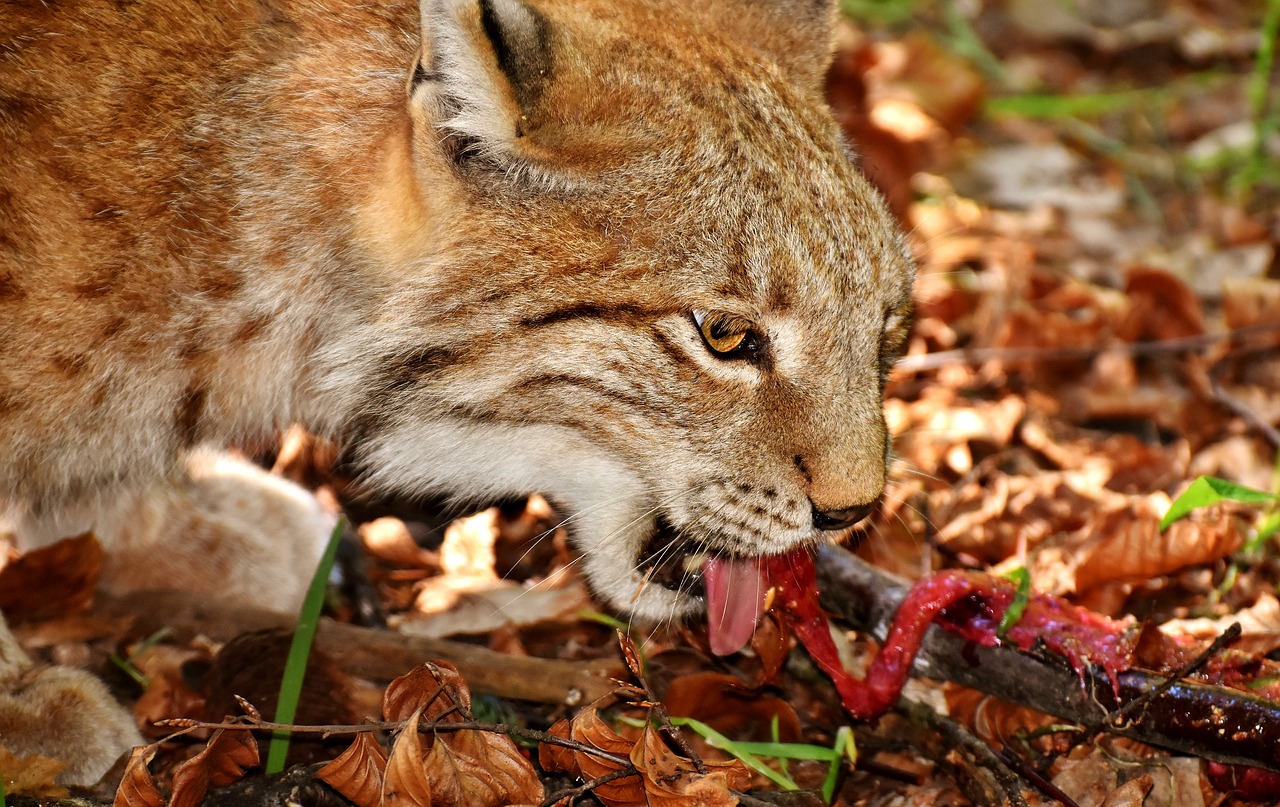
638 516 769 656
638 516 710 595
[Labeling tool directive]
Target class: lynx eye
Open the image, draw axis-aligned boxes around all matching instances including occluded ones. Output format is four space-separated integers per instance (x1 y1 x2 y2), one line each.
692 310 755 356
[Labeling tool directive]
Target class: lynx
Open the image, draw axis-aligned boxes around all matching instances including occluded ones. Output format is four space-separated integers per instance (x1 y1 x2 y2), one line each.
0 0 913 654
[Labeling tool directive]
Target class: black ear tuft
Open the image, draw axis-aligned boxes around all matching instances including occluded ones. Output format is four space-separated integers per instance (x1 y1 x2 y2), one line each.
478 0 551 115
415 0 554 161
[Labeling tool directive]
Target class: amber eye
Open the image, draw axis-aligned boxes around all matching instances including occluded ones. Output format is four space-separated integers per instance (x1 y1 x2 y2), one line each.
692 311 754 356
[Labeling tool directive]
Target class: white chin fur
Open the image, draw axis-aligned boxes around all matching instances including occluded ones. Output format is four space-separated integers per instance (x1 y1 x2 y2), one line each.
360 417 701 619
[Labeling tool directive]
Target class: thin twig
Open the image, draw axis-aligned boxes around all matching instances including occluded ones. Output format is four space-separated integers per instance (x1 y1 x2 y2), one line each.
541 767 638 807
1091 622 1243 735
996 748 1080 807
616 631 709 775
897 697 1029 807
161 717 633 767
1207 369 1280 449
895 322 1280 373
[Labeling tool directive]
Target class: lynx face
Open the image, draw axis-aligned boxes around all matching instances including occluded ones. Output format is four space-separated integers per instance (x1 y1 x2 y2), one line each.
0 0 912 650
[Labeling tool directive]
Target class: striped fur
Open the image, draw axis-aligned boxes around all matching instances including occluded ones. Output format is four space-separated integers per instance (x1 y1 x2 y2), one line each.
0 0 913 620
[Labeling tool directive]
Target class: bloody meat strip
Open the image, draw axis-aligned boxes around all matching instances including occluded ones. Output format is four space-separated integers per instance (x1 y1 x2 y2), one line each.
763 549 1136 720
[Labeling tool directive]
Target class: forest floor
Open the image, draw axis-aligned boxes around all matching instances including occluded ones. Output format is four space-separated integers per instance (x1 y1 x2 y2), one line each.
2 0 1279 805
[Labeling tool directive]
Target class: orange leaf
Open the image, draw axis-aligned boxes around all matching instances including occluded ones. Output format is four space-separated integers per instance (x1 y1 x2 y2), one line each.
0 745 68 799
424 722 544 806
568 709 641 807
537 718 576 776
0 533 103 620
382 707 434 807
169 728 259 807
632 725 749 806
317 732 387 807
112 744 164 807
663 672 801 745
383 662 470 724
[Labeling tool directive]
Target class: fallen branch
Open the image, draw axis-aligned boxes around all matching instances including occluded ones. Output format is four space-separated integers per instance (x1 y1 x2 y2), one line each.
814 545 1280 772
96 590 621 706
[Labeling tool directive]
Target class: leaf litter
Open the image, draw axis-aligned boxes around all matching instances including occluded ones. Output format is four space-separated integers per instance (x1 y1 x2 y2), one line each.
3 0 1280 804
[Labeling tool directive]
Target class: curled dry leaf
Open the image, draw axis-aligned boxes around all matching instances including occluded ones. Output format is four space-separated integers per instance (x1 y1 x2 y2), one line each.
422 726 545 807
381 687 544 807
383 707 434 807
662 672 801 745
541 709 749 807
0 745 69 799
0 532 103 620
539 718 576 775
569 708 641 806
1053 507 1243 595
168 727 259 807
112 744 164 807
945 686 1068 754
316 731 388 807
631 725 750 807
383 661 470 724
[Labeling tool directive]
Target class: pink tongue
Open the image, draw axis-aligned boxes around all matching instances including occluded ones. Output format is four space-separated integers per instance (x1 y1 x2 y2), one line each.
704 556 766 656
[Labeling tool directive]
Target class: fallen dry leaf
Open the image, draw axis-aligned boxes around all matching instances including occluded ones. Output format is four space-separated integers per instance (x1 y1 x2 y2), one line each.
112 744 165 807
630 725 750 806
0 744 70 799
316 731 388 807
383 661 470 724
422 725 545 806
382 707 435 807
0 533 103 620
168 727 259 807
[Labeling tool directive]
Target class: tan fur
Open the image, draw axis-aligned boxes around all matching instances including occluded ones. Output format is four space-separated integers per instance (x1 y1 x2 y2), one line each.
0 0 914 620
0 616 144 785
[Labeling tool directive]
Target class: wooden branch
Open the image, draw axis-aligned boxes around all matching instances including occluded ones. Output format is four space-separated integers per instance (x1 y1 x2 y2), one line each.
814 545 1280 772
96 591 621 707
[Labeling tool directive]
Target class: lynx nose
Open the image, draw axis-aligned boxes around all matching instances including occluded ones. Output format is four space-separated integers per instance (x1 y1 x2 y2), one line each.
811 499 878 531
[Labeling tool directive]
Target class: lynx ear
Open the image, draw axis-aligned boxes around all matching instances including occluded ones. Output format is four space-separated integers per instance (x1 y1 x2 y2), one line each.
713 0 837 88
415 0 552 162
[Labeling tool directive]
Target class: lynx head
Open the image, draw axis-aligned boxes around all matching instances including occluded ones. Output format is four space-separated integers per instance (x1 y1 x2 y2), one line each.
344 0 914 651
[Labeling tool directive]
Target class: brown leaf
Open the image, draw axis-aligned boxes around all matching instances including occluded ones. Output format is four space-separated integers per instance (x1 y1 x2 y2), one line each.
425 722 544 807
1121 267 1205 342
317 732 387 807
568 709 642 806
538 718 576 776
360 517 441 570
383 661 470 724
631 725 749 806
1041 506 1244 595
663 672 801 746
618 631 644 680
945 686 1066 754
168 728 259 807
0 745 70 799
382 707 434 807
0 533 103 620
748 611 791 684
112 744 164 807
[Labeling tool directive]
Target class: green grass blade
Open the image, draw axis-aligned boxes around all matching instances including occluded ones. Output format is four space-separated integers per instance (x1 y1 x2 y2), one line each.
265 516 346 774
986 90 1161 119
668 717 801 791
715 740 841 761
998 566 1032 635
1160 477 1280 531
1249 0 1280 163
822 727 856 803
